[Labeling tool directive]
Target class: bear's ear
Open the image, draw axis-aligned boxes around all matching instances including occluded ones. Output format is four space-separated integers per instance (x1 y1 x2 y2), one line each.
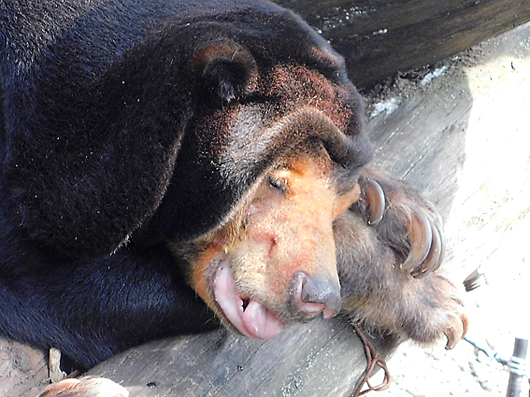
191 40 258 104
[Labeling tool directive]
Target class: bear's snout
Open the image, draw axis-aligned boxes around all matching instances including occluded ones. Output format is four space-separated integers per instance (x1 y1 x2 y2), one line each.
291 270 341 320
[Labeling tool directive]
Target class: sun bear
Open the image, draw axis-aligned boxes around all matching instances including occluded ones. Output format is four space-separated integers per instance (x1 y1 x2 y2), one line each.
0 0 467 395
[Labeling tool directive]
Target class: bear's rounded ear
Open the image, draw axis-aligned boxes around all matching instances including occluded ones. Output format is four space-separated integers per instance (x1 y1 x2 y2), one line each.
191 40 258 104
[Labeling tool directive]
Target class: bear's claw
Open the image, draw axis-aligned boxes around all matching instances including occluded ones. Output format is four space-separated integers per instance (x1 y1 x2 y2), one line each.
444 309 469 350
403 204 445 278
360 178 446 278
362 178 385 225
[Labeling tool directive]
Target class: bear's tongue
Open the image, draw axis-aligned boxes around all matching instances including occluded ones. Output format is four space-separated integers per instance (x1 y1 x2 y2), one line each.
213 263 285 339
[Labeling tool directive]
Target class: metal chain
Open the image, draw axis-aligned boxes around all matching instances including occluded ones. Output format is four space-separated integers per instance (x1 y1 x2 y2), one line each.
351 325 391 397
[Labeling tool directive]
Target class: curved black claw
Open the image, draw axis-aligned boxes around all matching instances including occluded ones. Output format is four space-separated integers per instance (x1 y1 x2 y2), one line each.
362 178 385 225
358 175 445 278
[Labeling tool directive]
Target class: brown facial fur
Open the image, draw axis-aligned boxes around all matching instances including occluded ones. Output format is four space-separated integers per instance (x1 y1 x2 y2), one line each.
177 46 367 332
262 65 355 132
183 146 361 329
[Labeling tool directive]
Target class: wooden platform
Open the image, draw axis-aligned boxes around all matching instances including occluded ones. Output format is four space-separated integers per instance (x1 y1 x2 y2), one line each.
372 21 530 397
84 320 395 397
0 340 48 397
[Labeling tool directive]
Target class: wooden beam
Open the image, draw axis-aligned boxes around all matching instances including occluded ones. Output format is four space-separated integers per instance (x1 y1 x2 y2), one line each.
275 0 530 87
0 339 48 397
86 318 396 397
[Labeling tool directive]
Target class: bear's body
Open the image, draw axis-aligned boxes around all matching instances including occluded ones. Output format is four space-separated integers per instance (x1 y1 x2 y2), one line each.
0 0 466 388
0 0 372 368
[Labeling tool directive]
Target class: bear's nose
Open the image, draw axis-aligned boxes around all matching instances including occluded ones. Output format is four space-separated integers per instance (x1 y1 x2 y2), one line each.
292 271 341 319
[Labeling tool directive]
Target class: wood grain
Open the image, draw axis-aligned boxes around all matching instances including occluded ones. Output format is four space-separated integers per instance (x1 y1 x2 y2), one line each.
275 0 530 87
87 318 396 397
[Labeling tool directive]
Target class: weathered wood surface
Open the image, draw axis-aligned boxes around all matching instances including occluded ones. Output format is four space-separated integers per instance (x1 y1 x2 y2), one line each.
274 0 530 88
374 21 530 396
83 319 395 397
0 339 48 397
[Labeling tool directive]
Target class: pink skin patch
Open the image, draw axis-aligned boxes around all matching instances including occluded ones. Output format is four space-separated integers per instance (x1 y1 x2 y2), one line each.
213 262 285 339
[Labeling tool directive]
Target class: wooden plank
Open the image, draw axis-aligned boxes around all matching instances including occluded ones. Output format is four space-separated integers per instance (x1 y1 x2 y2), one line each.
85 318 396 397
0 339 49 397
372 21 530 396
365 74 472 219
275 0 530 87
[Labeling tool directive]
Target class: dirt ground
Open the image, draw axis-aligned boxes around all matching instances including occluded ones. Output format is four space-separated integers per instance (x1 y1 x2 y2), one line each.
360 22 530 397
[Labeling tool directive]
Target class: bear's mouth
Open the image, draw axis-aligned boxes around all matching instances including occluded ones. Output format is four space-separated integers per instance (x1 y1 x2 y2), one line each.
212 260 285 339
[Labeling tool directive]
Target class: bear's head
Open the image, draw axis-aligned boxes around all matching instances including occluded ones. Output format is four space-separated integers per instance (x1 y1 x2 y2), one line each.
164 29 373 338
